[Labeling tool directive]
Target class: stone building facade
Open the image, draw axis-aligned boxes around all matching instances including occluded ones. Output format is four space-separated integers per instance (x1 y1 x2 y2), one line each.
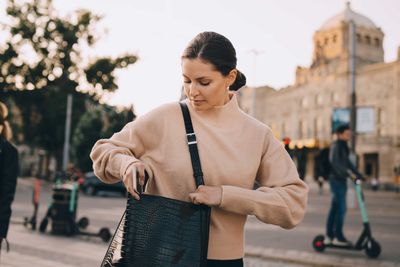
238 3 400 183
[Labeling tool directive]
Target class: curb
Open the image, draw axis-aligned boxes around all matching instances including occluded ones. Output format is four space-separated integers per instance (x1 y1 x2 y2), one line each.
245 245 400 267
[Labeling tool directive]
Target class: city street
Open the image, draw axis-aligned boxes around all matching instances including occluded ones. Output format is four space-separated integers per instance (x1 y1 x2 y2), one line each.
2 178 400 267
2 1 400 267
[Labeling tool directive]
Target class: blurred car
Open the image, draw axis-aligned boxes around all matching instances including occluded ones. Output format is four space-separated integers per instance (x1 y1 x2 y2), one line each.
81 172 126 196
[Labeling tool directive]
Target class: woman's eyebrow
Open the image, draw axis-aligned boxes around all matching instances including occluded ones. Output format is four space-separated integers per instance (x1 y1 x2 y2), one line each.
182 74 211 80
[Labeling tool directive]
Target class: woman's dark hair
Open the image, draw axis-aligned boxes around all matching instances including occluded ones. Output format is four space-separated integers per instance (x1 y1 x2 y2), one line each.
182 31 246 91
0 101 12 141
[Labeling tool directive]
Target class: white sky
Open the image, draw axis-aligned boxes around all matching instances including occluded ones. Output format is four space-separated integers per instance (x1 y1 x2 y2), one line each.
1 0 400 115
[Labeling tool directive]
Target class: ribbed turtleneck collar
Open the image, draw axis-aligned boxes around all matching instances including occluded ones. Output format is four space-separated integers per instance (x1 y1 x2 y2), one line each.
184 93 241 123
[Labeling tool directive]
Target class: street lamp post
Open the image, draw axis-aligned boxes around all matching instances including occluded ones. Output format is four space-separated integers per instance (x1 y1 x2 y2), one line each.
348 20 357 209
62 94 73 172
349 20 357 153
248 49 264 118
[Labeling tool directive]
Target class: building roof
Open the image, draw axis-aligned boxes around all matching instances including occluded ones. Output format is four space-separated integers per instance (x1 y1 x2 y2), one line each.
320 2 377 30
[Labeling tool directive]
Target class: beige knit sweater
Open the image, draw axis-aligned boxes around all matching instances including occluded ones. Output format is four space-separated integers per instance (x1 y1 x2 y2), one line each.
90 94 308 260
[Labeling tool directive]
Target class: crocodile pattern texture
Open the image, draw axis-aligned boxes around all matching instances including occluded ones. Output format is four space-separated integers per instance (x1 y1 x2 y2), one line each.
110 194 210 267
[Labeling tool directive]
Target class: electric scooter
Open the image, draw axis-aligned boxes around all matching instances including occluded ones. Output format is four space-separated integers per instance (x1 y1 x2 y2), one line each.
39 180 111 243
312 177 381 258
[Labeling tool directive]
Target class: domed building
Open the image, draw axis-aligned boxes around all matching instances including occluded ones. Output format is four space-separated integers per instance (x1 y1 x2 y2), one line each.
238 3 400 184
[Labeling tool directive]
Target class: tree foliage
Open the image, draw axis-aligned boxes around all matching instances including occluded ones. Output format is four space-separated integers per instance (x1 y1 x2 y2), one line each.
71 104 135 172
0 0 137 171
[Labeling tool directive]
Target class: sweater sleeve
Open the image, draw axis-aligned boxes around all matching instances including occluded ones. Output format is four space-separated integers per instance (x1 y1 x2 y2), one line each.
219 130 308 229
90 112 157 184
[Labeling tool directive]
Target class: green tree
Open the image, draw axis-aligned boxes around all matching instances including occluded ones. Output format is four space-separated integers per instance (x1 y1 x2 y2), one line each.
0 0 137 172
71 104 135 173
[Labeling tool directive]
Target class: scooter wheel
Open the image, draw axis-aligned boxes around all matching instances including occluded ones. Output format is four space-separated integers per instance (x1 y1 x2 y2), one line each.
39 218 48 233
99 228 111 243
64 221 75 236
365 238 381 258
312 235 326 252
23 217 29 227
77 217 90 229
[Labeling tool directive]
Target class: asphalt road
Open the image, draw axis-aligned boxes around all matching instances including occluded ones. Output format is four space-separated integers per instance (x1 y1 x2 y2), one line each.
10 179 400 265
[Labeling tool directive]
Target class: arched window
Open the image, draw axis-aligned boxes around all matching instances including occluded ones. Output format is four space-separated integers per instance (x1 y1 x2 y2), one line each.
357 33 362 43
365 35 371 45
374 38 380 47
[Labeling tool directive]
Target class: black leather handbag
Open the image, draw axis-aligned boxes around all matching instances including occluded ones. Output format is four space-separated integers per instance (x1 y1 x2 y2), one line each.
100 102 211 267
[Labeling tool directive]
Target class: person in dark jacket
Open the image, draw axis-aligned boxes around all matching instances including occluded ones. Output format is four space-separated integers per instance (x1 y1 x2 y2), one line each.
0 101 19 254
313 141 330 195
326 124 363 245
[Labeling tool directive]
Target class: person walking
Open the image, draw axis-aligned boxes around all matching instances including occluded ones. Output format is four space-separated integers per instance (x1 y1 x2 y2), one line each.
0 101 19 259
295 145 307 180
91 31 308 266
326 124 363 245
314 141 330 195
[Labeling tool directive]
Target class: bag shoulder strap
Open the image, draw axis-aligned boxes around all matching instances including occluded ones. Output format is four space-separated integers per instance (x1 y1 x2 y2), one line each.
179 102 205 187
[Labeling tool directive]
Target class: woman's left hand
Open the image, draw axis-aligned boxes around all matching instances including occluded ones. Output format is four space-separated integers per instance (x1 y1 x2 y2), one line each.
189 185 222 207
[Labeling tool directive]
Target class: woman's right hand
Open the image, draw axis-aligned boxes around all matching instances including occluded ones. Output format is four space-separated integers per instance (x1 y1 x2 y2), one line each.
122 161 147 200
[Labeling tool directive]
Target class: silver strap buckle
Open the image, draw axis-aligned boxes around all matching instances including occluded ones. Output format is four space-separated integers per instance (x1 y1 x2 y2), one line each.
186 133 197 145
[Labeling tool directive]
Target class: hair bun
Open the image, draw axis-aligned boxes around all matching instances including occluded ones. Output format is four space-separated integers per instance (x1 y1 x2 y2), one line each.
230 70 246 91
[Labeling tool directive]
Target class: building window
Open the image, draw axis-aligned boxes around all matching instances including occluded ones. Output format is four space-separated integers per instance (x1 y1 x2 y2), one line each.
313 117 318 138
298 120 303 139
332 34 337 43
365 35 371 45
324 37 329 45
282 122 287 138
374 38 380 47
317 93 324 106
331 92 340 103
357 33 362 43
303 119 308 139
377 108 385 136
301 97 308 108
318 117 324 137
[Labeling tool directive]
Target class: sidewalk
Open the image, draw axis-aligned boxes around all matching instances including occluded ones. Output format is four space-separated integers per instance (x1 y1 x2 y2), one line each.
2 224 305 267
3 226 399 267
1 224 104 267
3 178 400 267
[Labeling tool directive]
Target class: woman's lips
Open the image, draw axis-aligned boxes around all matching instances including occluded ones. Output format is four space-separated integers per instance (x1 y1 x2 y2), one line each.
192 100 205 105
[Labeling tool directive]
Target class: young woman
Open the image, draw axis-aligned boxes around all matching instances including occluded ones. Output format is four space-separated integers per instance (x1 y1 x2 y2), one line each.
91 31 308 267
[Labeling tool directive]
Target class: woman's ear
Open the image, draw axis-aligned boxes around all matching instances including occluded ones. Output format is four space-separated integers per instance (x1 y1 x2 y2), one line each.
227 69 237 87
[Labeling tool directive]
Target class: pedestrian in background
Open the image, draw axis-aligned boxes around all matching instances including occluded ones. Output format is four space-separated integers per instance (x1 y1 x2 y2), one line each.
326 124 363 246
314 141 330 195
394 165 400 193
283 137 294 159
0 101 19 258
91 31 308 266
295 145 307 180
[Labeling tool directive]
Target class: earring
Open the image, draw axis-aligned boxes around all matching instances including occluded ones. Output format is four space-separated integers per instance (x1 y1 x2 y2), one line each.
227 86 230 91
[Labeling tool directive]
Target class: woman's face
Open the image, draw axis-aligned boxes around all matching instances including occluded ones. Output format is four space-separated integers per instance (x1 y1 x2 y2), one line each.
182 58 236 111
